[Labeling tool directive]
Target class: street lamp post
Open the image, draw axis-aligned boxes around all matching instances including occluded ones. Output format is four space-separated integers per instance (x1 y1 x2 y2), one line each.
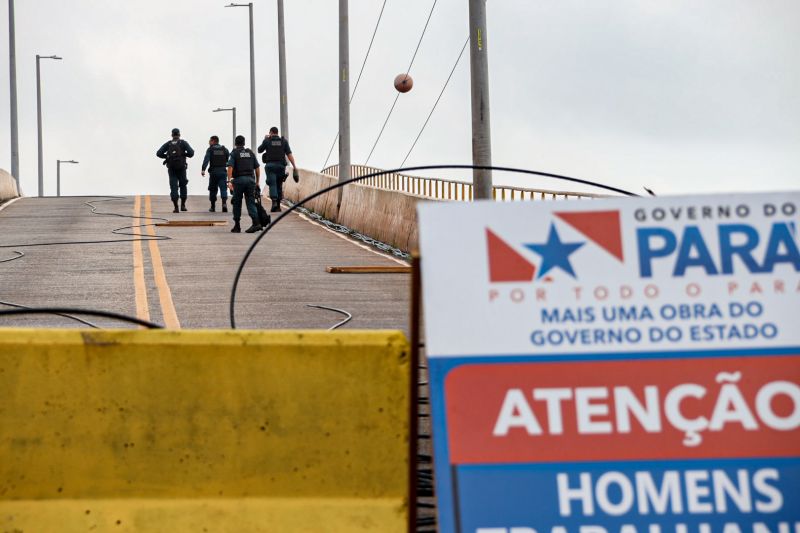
36 53 62 197
212 107 237 146
56 159 78 197
225 3 256 148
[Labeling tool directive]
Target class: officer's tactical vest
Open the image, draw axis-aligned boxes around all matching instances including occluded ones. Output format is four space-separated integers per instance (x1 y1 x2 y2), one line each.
232 148 256 177
210 145 228 168
264 136 285 163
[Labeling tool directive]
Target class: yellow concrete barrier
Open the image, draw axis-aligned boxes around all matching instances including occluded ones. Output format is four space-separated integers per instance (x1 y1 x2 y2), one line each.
0 329 410 532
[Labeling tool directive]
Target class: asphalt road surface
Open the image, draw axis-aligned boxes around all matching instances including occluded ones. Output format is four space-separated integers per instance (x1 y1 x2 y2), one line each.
0 195 411 332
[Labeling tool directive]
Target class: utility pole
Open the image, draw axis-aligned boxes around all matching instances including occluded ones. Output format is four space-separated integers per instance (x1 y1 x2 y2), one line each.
8 0 19 188
36 54 62 197
468 0 492 200
337 0 350 213
277 0 289 139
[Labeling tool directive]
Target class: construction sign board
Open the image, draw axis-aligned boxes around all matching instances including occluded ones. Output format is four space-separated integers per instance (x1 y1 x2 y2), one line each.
417 192 800 533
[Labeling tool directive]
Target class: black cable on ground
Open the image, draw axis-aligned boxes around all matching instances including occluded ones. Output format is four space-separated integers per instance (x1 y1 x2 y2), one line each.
0 251 24 263
229 164 640 328
364 0 438 165
0 196 167 328
321 0 390 171
0 197 170 249
400 36 470 167
288 201 411 260
0 308 163 329
306 304 353 330
0 300 101 329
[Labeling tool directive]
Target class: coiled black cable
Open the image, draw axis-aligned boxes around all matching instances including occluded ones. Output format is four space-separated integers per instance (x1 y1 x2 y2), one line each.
0 197 170 249
0 196 167 328
228 164 640 328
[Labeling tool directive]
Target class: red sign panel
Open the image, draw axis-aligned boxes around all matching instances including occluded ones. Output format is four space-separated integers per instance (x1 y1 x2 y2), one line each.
445 355 800 464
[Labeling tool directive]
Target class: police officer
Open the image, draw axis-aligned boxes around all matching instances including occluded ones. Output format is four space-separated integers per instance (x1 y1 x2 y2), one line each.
201 136 230 212
226 135 262 233
257 126 299 212
156 128 195 213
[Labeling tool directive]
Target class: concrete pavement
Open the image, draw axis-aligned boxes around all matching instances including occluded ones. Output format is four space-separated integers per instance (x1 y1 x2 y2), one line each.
0 195 411 332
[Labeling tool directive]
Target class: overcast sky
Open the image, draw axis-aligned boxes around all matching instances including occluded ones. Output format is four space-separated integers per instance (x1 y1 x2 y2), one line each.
0 0 798 197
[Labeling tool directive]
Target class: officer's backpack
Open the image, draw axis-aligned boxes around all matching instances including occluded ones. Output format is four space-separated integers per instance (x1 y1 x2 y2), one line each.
210 146 228 168
166 141 186 170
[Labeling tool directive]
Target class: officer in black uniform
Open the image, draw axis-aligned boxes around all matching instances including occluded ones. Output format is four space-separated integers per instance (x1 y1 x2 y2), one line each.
156 128 195 213
226 135 262 233
257 126 299 212
201 136 230 212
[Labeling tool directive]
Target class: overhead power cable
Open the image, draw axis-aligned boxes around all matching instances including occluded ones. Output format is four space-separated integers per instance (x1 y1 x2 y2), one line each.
363 0 438 166
321 0 389 171
400 35 469 167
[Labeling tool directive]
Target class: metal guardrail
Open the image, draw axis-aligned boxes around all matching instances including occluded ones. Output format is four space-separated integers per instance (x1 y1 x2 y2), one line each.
321 165 604 201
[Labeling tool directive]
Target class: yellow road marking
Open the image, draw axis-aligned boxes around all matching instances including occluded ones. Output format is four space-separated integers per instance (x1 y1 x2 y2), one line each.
144 195 181 329
131 196 150 325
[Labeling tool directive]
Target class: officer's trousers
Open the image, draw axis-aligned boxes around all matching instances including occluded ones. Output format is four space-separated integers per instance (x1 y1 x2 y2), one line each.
168 167 188 201
265 162 287 201
208 170 228 202
231 175 259 224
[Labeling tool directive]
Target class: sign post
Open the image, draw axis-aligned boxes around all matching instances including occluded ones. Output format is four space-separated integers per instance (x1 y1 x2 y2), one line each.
418 192 800 533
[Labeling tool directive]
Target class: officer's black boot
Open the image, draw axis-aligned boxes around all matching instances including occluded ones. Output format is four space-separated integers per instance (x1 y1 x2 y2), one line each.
172 199 179 213
231 220 241 233
181 199 188 212
270 198 281 213
221 198 228 212
245 220 263 233
209 200 216 212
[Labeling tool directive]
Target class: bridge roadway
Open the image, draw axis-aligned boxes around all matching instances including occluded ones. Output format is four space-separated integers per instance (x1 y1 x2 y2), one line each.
0 195 411 332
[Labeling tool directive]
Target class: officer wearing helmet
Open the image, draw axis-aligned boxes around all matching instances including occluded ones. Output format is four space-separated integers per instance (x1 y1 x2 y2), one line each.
156 128 195 213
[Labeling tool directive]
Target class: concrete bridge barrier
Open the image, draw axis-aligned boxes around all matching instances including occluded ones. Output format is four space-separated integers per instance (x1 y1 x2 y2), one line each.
285 169 432 253
0 169 19 202
0 329 411 532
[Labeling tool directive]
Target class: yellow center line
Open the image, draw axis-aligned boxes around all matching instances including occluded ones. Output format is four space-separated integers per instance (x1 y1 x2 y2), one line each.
131 195 151 326
144 195 181 329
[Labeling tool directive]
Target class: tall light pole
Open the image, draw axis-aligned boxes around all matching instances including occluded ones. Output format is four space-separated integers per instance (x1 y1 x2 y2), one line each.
225 3 256 148
337 0 350 213
56 159 78 197
8 0 19 188
468 0 492 200
276 0 289 139
36 54 62 197
213 107 237 146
